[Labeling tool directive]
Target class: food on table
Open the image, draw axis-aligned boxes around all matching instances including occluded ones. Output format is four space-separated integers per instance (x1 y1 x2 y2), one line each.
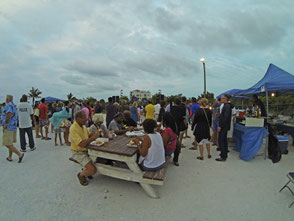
92 141 103 146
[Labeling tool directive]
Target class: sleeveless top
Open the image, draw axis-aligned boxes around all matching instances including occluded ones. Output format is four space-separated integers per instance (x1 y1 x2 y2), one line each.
139 132 165 169
161 127 177 153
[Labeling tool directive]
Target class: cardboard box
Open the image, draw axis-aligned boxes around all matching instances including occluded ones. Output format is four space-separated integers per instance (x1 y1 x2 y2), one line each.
245 117 265 127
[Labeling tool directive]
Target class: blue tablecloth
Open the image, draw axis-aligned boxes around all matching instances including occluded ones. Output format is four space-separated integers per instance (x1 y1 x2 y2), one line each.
233 124 269 161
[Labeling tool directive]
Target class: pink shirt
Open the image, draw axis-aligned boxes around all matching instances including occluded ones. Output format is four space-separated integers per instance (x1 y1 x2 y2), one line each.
82 107 89 122
161 127 177 153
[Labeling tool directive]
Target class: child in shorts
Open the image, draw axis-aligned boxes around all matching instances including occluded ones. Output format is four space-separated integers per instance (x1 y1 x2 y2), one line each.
54 127 63 146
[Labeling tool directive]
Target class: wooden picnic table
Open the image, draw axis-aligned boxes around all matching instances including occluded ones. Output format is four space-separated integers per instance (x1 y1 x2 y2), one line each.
85 135 168 198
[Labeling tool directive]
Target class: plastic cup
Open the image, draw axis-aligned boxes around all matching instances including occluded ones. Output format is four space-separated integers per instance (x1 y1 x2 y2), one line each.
104 138 109 147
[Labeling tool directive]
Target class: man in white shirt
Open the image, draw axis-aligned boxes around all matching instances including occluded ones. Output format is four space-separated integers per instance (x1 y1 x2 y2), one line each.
154 100 160 121
17 94 35 152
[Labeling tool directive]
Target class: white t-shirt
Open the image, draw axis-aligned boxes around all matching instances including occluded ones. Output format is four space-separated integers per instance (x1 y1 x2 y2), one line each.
154 103 160 115
17 102 33 128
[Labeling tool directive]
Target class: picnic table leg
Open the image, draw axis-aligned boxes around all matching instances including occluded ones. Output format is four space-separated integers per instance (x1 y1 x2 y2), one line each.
126 162 159 199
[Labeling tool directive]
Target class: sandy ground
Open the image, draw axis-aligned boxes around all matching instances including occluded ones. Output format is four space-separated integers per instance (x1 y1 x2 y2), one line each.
0 127 293 221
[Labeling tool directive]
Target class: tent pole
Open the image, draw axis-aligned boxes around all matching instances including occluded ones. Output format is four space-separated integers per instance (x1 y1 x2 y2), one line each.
264 91 269 160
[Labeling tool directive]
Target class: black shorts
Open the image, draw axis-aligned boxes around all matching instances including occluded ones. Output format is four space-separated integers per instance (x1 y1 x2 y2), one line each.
34 116 39 124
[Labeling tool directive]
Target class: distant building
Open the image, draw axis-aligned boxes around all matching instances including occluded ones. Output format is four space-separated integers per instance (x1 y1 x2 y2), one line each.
130 90 151 101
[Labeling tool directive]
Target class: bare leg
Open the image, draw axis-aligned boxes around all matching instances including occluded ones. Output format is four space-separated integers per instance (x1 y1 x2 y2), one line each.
55 133 57 146
80 161 97 177
64 127 70 146
199 144 204 158
51 124 54 133
59 133 63 145
179 132 184 146
206 143 211 157
35 124 40 138
45 125 48 139
8 149 13 160
40 126 44 138
6 145 22 157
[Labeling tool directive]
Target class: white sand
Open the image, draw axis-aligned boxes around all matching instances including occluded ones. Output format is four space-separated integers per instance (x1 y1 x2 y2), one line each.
0 128 293 221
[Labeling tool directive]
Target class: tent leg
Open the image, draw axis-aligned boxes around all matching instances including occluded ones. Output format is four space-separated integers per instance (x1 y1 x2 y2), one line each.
264 91 269 160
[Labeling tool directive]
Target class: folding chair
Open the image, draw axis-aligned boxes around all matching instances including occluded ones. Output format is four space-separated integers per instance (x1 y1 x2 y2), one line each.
279 172 294 208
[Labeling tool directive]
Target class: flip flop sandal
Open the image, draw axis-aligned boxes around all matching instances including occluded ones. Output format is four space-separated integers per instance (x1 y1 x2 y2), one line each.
6 157 12 162
189 147 197 150
45 137 52 140
18 154 24 163
197 156 204 160
77 173 88 186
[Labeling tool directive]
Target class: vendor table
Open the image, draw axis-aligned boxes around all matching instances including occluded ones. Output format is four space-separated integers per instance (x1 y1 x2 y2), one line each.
86 136 162 198
233 124 269 161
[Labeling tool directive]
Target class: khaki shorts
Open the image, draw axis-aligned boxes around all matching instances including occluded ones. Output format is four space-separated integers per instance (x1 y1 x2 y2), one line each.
2 129 17 146
71 150 92 167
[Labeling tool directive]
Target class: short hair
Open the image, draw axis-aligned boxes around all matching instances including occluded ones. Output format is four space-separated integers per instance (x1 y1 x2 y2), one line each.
21 94 28 102
182 97 187 102
108 97 113 103
75 110 85 120
114 112 123 119
143 119 157 134
64 101 69 106
41 98 45 103
222 94 229 99
192 97 197 103
174 98 181 106
217 98 221 102
123 110 131 117
6 95 13 102
92 113 104 124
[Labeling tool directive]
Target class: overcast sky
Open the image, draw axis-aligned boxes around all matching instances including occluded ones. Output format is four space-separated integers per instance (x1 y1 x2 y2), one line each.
1 0 294 102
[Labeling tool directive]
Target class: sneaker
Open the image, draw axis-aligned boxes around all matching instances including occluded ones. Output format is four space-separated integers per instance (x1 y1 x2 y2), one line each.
30 147 36 151
20 149 26 152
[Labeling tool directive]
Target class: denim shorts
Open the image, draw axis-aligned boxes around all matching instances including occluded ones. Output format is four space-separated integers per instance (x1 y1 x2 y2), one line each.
212 121 219 132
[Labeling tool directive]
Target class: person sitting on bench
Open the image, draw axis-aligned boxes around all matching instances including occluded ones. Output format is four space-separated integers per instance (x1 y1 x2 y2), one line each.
70 110 100 186
134 119 165 171
108 112 134 135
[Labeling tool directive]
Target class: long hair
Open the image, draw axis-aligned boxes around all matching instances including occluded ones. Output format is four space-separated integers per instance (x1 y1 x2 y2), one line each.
162 112 177 134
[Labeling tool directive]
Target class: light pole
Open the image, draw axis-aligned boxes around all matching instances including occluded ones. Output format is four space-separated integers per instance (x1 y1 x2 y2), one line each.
200 58 206 98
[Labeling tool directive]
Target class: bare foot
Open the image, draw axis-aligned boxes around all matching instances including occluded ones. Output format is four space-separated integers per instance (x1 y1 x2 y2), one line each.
66 142 71 146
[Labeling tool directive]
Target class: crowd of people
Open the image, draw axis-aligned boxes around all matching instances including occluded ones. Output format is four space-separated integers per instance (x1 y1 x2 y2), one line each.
1 93 234 186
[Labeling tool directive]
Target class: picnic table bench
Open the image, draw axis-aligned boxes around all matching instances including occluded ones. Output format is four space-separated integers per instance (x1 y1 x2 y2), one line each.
69 136 170 198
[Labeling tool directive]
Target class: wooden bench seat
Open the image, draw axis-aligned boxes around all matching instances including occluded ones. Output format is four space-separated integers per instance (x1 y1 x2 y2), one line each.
143 157 170 182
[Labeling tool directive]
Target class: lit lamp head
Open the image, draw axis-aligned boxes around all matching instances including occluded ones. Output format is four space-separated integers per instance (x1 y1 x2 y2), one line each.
271 92 275 97
200 58 205 63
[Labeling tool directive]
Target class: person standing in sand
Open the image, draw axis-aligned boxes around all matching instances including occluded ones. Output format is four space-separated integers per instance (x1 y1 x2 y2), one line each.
70 110 101 186
1 95 24 162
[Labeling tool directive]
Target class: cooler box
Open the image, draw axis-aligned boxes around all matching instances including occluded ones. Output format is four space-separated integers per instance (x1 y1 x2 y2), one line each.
277 135 289 154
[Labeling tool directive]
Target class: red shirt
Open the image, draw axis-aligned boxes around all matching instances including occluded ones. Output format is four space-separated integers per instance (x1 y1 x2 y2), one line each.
39 103 48 120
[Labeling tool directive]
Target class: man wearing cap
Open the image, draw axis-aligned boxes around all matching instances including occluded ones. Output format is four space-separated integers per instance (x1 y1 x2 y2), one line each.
108 112 134 135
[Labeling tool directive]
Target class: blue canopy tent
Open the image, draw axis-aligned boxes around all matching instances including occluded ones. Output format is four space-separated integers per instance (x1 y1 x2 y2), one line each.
234 63 294 160
216 89 242 99
235 64 294 96
38 96 64 102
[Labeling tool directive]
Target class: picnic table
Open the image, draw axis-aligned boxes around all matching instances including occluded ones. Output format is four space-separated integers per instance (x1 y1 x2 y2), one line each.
71 136 169 198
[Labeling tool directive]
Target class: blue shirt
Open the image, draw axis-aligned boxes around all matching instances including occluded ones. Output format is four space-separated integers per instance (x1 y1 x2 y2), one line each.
191 103 200 115
1 102 18 130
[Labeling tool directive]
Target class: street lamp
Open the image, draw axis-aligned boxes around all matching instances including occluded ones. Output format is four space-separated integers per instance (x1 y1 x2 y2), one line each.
200 58 206 98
